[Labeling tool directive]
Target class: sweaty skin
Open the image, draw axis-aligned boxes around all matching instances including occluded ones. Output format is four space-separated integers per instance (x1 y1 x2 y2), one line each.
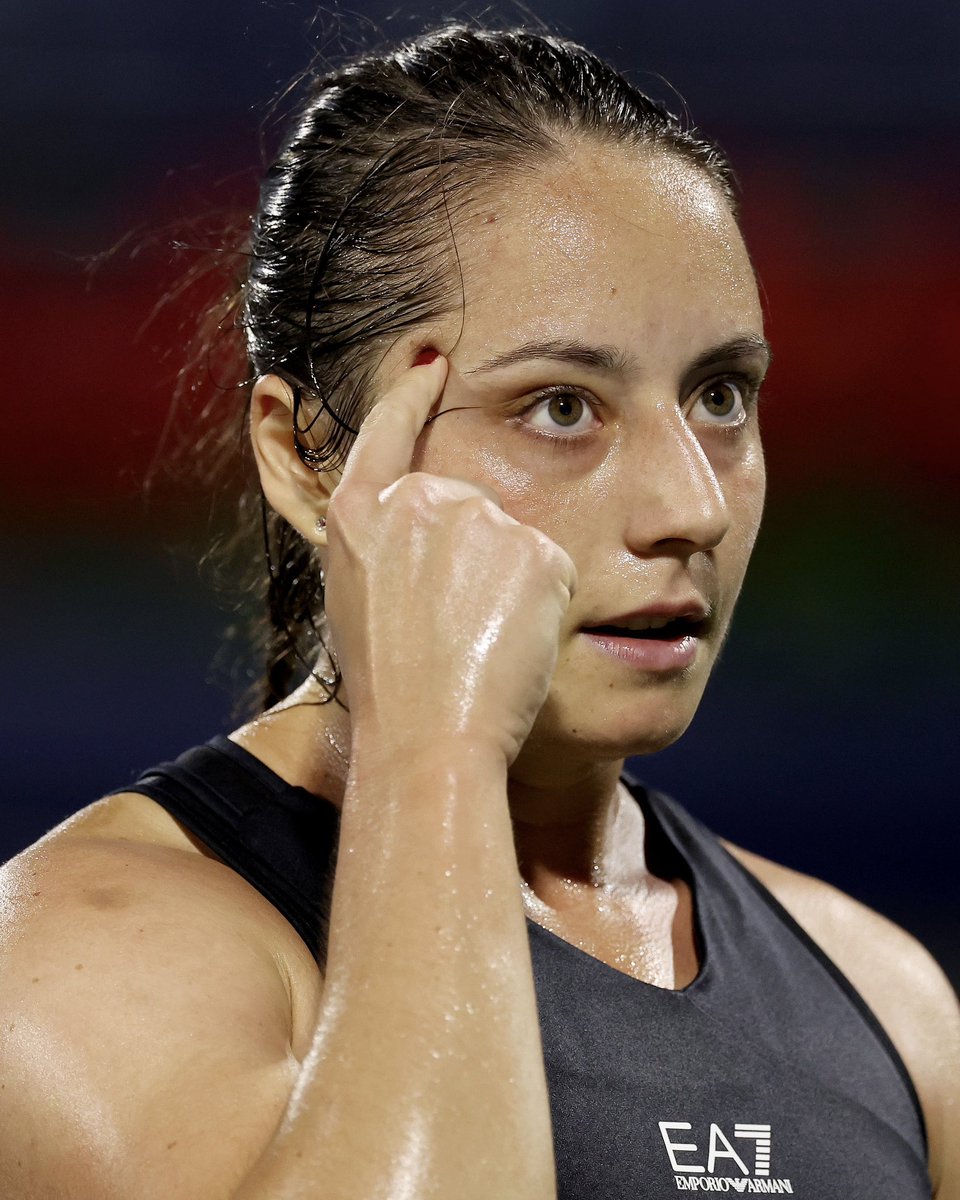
415 150 767 783
0 139 956 1200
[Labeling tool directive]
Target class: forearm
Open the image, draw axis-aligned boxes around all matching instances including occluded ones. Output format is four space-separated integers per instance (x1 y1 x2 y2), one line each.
234 739 555 1200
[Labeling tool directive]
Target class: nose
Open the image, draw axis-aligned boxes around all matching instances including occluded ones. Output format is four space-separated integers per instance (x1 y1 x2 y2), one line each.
622 410 729 557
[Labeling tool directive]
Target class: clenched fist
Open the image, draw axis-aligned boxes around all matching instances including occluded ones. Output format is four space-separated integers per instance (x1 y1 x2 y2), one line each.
323 355 577 766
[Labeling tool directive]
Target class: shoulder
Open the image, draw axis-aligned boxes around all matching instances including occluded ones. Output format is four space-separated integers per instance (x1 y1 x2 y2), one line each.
0 792 321 1198
726 841 959 1199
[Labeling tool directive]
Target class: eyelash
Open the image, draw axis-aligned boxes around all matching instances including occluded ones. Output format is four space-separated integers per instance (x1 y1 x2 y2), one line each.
513 386 600 440
514 374 762 443
685 373 762 427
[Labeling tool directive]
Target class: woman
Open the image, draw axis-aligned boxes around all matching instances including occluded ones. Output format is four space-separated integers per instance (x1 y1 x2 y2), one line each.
0 25 955 1200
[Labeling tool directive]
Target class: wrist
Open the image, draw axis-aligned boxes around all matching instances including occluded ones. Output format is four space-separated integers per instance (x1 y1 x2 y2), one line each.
347 725 509 786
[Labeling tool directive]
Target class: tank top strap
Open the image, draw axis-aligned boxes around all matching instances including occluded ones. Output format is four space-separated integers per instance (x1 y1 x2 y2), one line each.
110 736 339 961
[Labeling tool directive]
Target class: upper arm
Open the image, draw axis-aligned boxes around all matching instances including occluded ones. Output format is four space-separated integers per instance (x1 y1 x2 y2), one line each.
846 920 960 1200
726 843 960 1198
0 830 317 1200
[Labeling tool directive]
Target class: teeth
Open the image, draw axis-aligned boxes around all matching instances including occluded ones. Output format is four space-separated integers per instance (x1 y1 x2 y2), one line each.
619 616 674 631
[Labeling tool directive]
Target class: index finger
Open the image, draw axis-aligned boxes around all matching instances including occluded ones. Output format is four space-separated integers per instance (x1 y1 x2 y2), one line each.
338 355 448 490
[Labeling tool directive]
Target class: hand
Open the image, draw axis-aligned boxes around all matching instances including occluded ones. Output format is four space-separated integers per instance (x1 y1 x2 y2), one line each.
323 356 577 765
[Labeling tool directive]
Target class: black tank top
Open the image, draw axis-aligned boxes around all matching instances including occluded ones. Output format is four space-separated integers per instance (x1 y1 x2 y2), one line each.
118 736 930 1198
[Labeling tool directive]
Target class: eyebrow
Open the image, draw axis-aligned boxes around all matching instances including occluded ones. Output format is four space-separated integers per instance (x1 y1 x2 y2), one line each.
686 335 772 375
463 334 772 378
464 339 638 376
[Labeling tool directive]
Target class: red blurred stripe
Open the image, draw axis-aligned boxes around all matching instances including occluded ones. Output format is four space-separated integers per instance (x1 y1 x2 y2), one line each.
3 168 957 511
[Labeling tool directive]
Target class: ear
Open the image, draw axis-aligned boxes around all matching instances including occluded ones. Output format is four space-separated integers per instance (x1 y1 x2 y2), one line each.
249 375 333 545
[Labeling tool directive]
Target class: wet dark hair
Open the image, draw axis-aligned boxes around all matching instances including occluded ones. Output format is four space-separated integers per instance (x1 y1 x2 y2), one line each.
228 23 738 708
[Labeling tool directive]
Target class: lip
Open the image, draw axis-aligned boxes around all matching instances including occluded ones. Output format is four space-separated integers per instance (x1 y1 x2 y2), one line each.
581 629 700 672
579 598 710 674
585 599 711 629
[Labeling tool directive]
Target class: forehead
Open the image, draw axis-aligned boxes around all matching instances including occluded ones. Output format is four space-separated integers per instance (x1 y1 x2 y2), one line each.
452 142 761 360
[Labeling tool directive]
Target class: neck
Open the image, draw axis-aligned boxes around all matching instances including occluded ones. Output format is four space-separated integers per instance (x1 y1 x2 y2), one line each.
508 759 647 908
229 675 353 808
233 678 651 907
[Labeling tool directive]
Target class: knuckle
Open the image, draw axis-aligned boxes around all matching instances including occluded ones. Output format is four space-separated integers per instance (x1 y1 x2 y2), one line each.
379 471 432 504
471 482 504 509
528 531 576 590
459 489 500 518
527 526 561 561
387 474 498 513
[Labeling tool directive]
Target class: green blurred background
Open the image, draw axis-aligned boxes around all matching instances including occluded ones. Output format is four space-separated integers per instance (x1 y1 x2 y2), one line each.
1 1 957 986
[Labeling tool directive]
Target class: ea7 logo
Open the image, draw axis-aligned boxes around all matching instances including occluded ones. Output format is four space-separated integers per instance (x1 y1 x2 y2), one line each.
658 1121 773 1177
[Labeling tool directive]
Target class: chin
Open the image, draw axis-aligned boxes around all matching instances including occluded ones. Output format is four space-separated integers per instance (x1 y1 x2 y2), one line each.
595 703 698 759
522 678 705 770
617 716 695 758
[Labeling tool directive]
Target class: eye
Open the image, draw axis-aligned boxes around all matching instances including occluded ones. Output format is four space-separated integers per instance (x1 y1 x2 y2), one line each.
522 388 599 436
690 378 748 426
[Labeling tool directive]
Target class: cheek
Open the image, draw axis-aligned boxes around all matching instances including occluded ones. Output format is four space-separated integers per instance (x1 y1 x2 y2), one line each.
471 443 538 503
720 442 766 572
412 427 538 506
416 419 766 581
415 424 596 544
738 443 766 539
474 444 610 569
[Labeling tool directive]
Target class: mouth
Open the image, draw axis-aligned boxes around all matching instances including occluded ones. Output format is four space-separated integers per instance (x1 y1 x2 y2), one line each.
579 610 711 673
582 615 709 641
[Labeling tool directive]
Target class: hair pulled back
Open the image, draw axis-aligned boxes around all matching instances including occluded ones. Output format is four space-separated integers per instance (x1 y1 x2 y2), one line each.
239 24 737 707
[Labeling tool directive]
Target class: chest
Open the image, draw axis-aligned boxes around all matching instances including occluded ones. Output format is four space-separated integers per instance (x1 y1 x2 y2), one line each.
528 920 930 1200
524 875 699 989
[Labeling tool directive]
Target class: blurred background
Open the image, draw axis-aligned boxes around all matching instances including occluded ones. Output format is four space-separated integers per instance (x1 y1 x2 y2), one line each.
1 0 957 986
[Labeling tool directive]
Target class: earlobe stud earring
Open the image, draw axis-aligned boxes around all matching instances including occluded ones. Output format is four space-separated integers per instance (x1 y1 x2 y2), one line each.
314 516 327 535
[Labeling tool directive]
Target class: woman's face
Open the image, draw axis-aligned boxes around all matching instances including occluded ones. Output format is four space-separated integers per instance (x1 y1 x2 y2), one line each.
392 142 767 772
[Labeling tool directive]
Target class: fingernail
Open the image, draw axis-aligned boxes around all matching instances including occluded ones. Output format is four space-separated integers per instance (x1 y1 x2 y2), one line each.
412 348 440 367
